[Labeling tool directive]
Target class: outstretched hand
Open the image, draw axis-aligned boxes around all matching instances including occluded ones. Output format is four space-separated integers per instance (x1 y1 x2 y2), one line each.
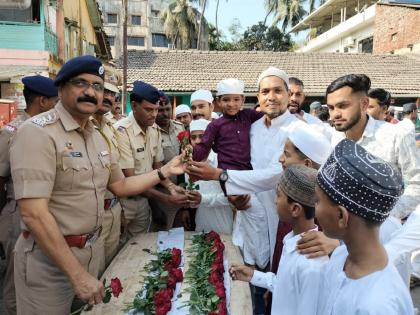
229 264 254 282
186 160 221 181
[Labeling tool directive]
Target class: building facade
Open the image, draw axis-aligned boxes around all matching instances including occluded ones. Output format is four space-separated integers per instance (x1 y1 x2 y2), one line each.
0 0 111 109
291 0 420 54
98 0 172 59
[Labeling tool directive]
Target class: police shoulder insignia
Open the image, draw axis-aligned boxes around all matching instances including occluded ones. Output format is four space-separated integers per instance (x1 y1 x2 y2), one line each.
31 112 57 127
4 124 17 133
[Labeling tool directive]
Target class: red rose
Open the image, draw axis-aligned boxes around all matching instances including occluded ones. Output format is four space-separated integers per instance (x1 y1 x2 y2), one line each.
170 268 183 282
211 261 224 274
215 282 226 298
218 299 227 315
208 270 223 285
205 230 221 242
164 260 174 271
177 131 190 143
154 288 173 306
109 278 123 298
156 301 172 315
167 274 177 289
171 248 182 267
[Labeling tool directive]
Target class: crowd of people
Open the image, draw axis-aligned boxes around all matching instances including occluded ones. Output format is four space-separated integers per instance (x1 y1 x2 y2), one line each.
0 54 419 315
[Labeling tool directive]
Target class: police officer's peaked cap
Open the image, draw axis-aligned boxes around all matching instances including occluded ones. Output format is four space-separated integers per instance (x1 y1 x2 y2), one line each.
132 81 160 104
54 55 105 86
22 75 58 97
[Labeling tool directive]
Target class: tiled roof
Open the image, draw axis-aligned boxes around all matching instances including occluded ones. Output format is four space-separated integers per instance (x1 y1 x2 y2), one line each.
119 50 420 97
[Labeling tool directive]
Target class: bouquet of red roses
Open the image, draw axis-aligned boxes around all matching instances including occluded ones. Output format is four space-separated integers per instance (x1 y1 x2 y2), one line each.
177 131 192 163
128 248 183 315
184 231 228 315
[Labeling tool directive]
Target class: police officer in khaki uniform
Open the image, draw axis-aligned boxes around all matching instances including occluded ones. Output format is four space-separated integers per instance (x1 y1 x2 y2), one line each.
150 92 186 230
0 75 58 315
91 81 122 274
10 56 186 314
114 81 189 239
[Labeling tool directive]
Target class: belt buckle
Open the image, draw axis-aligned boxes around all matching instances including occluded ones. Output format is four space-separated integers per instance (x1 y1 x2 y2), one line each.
84 227 101 248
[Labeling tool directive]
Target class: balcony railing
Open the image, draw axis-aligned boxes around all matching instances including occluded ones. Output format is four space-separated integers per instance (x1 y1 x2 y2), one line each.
44 26 58 58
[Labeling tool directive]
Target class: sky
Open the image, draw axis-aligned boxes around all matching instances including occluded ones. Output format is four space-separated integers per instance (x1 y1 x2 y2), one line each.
204 0 273 40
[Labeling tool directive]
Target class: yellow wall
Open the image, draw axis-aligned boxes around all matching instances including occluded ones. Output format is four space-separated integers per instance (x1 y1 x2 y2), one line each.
63 0 97 53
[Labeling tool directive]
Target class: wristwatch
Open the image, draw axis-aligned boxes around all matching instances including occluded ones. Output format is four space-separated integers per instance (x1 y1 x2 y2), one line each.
157 168 166 181
219 170 228 183
219 170 228 196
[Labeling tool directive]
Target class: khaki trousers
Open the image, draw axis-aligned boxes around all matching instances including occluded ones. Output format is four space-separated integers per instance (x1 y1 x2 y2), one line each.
149 187 179 232
2 200 20 315
120 196 151 242
98 202 121 275
14 234 102 315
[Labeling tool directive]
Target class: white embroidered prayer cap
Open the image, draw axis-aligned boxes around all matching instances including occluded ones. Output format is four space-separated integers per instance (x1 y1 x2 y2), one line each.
175 104 191 117
216 78 245 96
190 89 214 104
189 119 210 132
257 67 289 89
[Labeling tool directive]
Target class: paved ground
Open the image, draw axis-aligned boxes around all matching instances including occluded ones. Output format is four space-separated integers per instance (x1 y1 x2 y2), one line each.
1 258 420 314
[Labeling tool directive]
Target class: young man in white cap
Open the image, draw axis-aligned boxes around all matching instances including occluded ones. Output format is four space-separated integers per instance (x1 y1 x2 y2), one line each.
181 119 233 235
175 104 192 129
190 89 214 121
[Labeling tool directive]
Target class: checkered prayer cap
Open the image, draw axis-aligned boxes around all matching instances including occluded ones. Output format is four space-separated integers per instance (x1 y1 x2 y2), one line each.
317 139 403 222
278 165 318 208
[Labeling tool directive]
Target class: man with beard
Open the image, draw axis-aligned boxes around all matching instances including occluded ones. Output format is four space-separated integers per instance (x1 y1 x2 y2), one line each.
190 89 214 121
0 75 58 315
149 91 186 230
91 81 122 273
115 81 188 238
288 77 323 127
9 56 187 313
327 74 420 219
187 67 300 267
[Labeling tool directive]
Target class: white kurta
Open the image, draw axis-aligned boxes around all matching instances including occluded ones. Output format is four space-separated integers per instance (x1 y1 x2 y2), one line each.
251 229 328 315
397 118 416 136
385 205 420 286
317 245 414 315
330 116 420 220
194 151 234 235
225 111 299 262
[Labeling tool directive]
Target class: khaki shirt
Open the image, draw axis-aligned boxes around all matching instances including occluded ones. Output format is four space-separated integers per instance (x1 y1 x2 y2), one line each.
0 112 31 200
92 115 121 200
158 120 184 164
114 113 163 174
10 102 124 235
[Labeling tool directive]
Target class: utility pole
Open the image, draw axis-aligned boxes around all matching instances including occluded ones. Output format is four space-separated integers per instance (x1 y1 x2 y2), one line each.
122 0 128 113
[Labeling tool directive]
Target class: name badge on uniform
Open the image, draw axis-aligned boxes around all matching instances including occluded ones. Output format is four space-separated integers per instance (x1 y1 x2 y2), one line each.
137 148 145 153
70 151 83 158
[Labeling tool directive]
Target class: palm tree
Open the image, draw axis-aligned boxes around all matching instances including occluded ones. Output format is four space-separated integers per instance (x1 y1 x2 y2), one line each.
215 0 228 49
160 0 201 49
192 0 208 49
265 0 307 31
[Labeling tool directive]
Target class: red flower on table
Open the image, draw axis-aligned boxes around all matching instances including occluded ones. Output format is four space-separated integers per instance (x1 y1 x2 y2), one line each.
156 301 172 315
171 248 182 267
170 267 184 282
154 288 173 306
110 278 123 298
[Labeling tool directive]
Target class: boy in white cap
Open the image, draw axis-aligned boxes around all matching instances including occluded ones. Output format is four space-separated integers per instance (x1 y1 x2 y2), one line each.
192 78 263 171
182 119 233 234
175 104 192 129
230 165 328 315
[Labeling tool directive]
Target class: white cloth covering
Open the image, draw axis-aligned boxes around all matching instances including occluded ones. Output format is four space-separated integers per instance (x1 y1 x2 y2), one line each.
397 118 416 136
175 104 191 117
189 118 209 132
251 228 328 315
330 115 420 220
195 151 233 235
288 122 332 165
317 245 414 315
225 111 299 263
216 78 245 96
190 89 213 104
257 67 289 88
